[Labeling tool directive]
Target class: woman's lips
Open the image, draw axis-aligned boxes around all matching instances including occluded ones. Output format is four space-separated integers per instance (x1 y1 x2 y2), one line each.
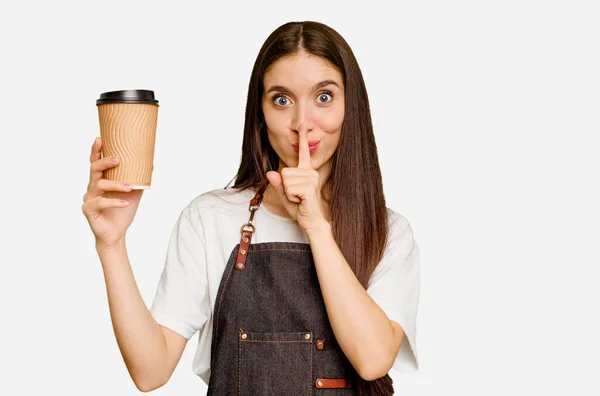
292 140 320 154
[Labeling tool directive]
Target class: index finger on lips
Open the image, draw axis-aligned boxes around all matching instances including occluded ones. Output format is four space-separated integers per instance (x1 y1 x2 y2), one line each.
297 123 312 169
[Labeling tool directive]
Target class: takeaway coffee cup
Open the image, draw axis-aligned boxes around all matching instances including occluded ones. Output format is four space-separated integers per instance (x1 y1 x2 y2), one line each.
96 89 159 189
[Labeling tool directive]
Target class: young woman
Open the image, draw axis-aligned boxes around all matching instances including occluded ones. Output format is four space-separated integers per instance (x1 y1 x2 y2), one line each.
82 21 419 395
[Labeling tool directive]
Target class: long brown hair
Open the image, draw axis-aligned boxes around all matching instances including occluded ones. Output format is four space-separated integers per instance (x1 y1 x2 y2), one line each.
230 21 393 394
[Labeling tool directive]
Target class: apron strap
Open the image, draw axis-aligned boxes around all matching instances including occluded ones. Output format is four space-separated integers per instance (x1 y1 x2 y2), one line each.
235 182 269 270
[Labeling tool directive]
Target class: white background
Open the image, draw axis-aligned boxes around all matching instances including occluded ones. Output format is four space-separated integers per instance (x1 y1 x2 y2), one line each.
0 0 598 395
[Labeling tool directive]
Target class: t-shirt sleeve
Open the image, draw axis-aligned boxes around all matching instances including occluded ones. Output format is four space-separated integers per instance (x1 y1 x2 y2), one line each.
149 209 210 340
366 212 420 373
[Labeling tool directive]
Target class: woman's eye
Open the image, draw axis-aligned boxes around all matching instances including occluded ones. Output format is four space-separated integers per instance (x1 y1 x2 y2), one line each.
273 95 289 106
318 92 333 104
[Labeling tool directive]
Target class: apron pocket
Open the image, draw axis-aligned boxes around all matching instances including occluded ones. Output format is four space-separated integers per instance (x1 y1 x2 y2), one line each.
238 329 313 395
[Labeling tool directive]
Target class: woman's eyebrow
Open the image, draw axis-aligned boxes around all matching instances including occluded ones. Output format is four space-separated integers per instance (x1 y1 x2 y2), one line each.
265 79 340 95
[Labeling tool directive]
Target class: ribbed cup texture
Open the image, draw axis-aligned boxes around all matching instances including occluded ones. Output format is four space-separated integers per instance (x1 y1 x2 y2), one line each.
97 103 158 187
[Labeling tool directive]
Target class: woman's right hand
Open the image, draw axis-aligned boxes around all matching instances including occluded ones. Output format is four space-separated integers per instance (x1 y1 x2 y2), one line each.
82 137 144 249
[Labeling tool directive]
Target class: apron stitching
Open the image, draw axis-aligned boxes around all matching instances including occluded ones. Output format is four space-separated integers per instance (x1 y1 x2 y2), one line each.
250 248 311 253
212 249 238 365
238 336 242 396
310 332 313 396
239 339 312 343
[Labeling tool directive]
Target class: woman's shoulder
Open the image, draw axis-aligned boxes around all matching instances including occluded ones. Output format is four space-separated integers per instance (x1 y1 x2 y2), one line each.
385 207 416 251
182 186 255 218
386 207 413 234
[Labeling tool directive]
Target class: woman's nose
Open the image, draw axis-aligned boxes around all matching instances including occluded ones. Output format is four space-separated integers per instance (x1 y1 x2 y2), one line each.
292 120 314 134
292 103 315 132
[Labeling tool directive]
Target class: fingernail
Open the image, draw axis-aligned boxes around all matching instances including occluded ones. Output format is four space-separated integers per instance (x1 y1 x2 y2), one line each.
121 200 129 205
124 184 132 189
112 157 119 162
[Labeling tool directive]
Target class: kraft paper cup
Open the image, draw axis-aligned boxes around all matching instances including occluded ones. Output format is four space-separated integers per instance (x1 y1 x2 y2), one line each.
96 89 159 189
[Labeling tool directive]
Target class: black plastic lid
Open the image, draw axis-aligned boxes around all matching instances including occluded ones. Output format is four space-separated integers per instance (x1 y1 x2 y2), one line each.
96 89 159 106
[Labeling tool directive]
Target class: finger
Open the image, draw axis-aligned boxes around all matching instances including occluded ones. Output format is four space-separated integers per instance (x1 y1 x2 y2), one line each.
96 196 130 210
90 156 119 183
284 183 312 203
82 196 129 216
297 122 312 169
88 179 133 200
90 137 102 163
267 171 299 206
266 171 286 201
281 167 319 180
280 175 318 191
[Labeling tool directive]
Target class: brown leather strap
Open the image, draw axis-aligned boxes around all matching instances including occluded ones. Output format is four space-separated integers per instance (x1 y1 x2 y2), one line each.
235 183 268 270
234 229 253 270
315 378 352 389
249 186 266 208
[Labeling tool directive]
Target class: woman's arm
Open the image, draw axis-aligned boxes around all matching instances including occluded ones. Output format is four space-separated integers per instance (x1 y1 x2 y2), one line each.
96 240 188 391
305 221 404 381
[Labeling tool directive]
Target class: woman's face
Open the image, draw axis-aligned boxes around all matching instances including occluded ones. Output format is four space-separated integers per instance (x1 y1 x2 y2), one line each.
261 50 345 172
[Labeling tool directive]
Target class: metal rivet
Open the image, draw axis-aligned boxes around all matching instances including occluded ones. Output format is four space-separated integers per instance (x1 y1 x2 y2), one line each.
316 340 324 350
305 333 311 340
240 249 246 255
241 333 247 339
317 380 323 387
236 262 244 269
242 237 249 243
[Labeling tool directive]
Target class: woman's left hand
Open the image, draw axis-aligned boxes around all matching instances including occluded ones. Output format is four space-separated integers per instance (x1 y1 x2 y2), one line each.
266 123 328 232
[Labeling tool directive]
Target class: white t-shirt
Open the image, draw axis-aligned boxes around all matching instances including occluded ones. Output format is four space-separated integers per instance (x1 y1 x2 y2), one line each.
149 187 420 385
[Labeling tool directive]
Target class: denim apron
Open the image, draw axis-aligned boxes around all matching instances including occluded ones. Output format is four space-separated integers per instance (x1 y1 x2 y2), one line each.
206 184 356 395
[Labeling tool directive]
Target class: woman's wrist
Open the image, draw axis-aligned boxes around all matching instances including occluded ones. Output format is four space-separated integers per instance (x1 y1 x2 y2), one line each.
96 238 127 253
305 218 332 240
